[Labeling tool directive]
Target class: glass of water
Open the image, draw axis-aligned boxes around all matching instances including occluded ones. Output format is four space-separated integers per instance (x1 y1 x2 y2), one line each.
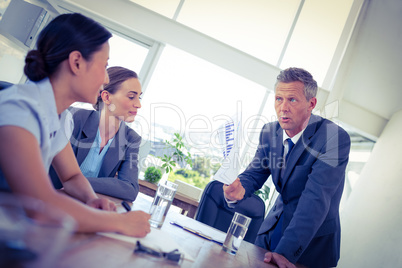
149 180 178 228
222 212 251 255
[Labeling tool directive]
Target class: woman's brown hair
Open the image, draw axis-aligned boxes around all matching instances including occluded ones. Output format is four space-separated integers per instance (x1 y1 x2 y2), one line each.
94 66 138 111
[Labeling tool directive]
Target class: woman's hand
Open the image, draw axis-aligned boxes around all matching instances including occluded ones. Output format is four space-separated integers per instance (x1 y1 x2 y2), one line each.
118 211 151 237
87 197 117 211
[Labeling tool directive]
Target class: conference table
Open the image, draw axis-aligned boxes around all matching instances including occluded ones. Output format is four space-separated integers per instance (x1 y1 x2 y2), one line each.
54 192 275 268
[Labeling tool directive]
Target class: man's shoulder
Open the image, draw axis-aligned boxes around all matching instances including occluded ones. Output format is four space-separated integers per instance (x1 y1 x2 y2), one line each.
309 114 350 138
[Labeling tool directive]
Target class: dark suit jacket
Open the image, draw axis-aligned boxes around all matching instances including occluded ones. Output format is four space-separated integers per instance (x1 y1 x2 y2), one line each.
238 114 350 268
51 108 141 201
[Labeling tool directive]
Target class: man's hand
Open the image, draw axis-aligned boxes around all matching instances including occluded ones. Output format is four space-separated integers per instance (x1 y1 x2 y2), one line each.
87 197 117 211
223 178 245 201
264 252 296 268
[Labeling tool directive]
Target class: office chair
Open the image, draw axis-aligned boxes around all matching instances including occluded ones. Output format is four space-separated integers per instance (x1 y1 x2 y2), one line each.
195 180 265 244
0 81 13 90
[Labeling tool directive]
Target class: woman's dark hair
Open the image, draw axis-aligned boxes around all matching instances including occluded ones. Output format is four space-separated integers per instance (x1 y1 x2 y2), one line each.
24 13 112 82
94 66 138 111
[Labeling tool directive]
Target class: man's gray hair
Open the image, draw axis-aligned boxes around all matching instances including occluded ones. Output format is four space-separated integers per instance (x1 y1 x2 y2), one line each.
275 67 318 100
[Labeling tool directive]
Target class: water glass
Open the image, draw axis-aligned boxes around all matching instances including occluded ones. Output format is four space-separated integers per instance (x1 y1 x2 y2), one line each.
222 212 251 255
149 181 178 228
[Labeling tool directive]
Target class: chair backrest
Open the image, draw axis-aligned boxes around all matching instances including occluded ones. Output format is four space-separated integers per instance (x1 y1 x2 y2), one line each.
174 179 203 201
0 81 13 90
195 180 265 244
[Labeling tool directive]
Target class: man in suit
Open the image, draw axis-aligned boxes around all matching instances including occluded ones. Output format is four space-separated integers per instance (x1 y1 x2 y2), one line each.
224 67 350 268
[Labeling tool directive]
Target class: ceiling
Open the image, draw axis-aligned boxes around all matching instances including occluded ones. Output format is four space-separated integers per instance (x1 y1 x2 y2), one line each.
328 0 402 140
39 0 402 141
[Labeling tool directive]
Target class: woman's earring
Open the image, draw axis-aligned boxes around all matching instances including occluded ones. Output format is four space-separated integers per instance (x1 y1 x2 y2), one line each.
108 103 116 112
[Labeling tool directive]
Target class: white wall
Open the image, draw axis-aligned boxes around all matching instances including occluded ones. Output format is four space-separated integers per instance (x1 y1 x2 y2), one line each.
339 109 402 267
337 2 402 266
329 0 402 139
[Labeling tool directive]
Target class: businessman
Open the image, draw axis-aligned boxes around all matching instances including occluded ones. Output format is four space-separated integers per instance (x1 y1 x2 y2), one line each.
224 67 350 268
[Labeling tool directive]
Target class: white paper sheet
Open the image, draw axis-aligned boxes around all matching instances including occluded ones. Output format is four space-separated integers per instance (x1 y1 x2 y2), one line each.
213 115 242 185
98 227 195 262
213 144 240 185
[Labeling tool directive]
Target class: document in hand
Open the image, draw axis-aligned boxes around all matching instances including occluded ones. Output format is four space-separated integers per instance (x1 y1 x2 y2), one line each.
213 114 242 185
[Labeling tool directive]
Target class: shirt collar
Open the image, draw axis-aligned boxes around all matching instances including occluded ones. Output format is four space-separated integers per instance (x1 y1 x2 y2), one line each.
282 128 305 147
94 128 115 149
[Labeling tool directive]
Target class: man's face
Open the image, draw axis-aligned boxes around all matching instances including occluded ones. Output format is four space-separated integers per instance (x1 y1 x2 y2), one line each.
274 81 317 137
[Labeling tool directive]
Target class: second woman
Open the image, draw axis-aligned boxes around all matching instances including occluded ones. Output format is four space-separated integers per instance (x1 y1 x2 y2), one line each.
68 66 143 201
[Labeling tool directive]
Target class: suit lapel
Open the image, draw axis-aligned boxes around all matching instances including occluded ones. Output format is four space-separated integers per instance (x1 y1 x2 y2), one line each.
272 126 284 190
280 115 321 189
76 111 100 165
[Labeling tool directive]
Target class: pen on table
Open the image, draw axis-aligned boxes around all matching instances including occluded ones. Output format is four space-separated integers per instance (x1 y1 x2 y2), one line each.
121 201 131 212
170 221 223 246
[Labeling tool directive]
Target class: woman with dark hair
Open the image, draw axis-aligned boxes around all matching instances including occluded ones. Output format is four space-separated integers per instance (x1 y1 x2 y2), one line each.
68 66 142 201
0 13 150 237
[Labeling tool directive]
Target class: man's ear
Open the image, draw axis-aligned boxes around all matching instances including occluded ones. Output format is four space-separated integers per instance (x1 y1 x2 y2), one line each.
68 51 84 75
308 97 317 112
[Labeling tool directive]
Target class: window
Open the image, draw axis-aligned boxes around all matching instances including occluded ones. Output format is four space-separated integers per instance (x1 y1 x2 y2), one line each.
108 33 149 75
130 0 355 87
0 35 26 83
130 45 267 172
72 32 149 110
177 0 300 66
340 129 375 211
279 0 354 85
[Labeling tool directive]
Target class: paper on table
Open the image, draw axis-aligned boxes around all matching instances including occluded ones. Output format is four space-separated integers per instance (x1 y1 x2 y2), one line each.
213 114 242 185
98 227 195 262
